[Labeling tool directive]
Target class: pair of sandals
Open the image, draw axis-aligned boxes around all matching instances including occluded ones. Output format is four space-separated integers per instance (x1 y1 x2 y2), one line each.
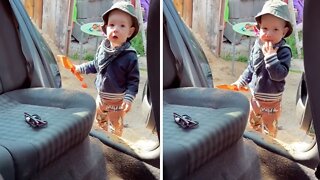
173 113 199 129
24 112 48 128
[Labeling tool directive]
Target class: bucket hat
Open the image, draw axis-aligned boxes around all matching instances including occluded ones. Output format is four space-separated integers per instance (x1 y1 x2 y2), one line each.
255 0 293 38
101 1 139 41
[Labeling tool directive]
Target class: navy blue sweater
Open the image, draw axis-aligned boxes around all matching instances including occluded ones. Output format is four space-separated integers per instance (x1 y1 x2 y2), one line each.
76 40 140 102
237 39 292 101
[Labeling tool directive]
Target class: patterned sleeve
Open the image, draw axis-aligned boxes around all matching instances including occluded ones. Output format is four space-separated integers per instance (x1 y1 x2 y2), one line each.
124 52 140 102
264 46 292 81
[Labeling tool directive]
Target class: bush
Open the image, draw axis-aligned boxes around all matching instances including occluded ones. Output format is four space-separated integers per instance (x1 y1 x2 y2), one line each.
222 53 248 62
84 53 94 61
131 32 145 56
285 32 303 59
237 55 248 62
70 52 79 60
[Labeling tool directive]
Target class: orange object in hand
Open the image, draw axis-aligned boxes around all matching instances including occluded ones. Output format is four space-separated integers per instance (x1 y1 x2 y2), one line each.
216 84 249 92
59 55 74 69
57 55 87 88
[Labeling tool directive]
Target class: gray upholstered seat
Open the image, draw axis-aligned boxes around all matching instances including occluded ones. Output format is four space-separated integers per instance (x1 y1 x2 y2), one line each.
0 145 15 180
163 21 251 178
0 2 96 179
163 87 249 179
0 88 96 179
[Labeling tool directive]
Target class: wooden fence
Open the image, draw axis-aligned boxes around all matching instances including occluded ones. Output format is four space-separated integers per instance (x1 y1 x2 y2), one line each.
22 0 74 55
173 0 225 57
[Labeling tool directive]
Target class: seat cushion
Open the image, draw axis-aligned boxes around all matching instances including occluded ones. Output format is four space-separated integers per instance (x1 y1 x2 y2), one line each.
0 145 15 180
163 87 249 180
0 88 95 179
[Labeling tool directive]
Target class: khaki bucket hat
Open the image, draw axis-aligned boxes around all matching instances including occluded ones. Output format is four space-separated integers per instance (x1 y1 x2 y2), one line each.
101 1 139 41
255 0 293 38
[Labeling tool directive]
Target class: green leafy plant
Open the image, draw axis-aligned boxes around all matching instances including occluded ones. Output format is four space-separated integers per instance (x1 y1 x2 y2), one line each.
222 53 248 62
131 32 145 56
70 52 79 60
285 32 304 59
84 53 94 61
286 36 298 58
222 53 232 61
237 55 248 62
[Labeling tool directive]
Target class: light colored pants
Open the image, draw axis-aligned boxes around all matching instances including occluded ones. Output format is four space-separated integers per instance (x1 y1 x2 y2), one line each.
95 96 125 137
249 97 281 138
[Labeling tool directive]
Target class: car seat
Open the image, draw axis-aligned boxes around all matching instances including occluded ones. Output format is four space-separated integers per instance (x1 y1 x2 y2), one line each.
0 1 97 179
163 25 260 179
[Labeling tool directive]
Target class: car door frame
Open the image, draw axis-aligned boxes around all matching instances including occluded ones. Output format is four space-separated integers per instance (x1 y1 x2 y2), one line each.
302 0 320 176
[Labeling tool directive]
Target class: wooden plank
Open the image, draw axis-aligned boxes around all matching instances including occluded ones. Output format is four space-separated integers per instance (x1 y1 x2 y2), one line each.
192 0 207 36
173 0 183 16
42 0 56 39
183 0 192 27
34 0 43 29
65 0 74 55
192 0 220 55
24 0 34 18
216 0 226 57
56 0 70 54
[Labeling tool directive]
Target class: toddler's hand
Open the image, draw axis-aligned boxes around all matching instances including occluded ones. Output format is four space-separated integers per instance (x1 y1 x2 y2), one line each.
71 65 80 74
121 101 132 113
231 80 243 90
262 41 278 56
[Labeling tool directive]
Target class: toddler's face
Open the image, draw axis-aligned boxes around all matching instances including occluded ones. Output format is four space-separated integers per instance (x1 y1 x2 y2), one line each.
258 14 289 45
106 10 135 48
